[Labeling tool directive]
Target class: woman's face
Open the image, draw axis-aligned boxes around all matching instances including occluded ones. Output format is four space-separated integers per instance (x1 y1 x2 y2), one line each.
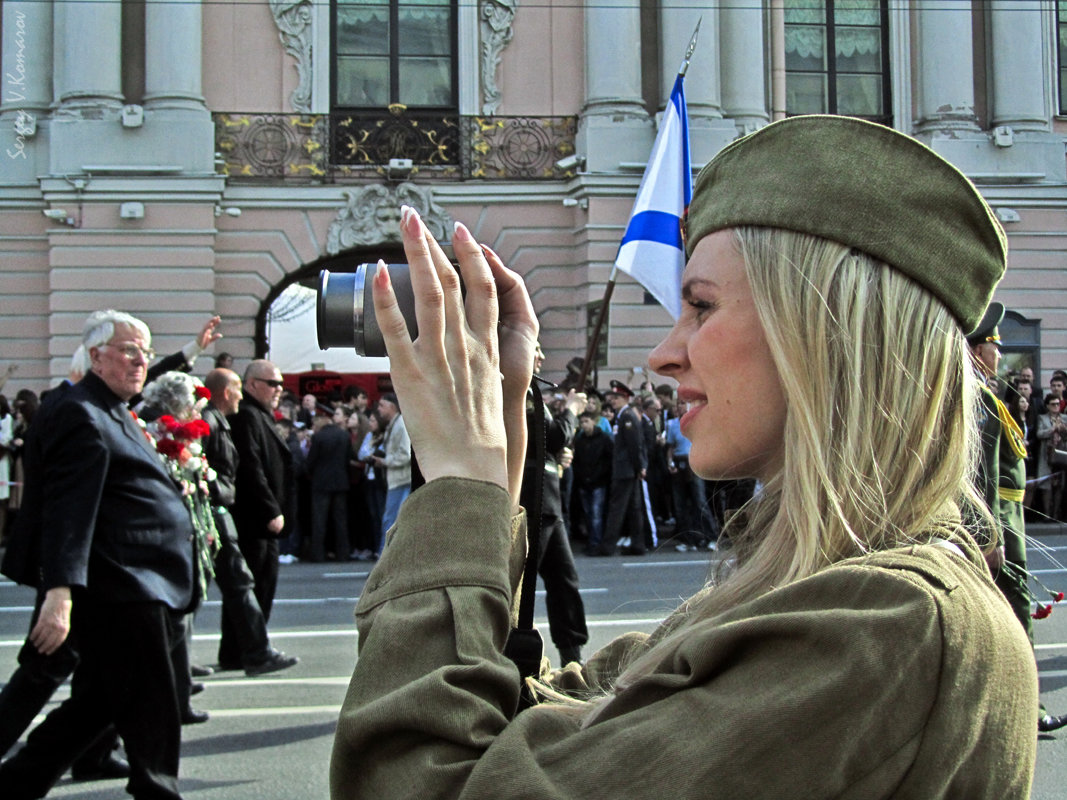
1018 396 1030 413
649 230 786 482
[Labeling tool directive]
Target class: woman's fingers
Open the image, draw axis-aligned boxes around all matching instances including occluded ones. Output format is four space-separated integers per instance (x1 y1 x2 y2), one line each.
453 222 498 345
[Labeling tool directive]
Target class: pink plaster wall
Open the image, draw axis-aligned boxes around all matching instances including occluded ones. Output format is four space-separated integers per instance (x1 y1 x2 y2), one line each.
498 0 584 116
203 0 292 112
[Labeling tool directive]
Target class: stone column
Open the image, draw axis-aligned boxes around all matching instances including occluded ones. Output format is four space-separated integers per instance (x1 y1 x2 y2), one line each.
914 0 979 132
989 0 1047 131
145 0 206 109
1 1 53 116
577 0 653 172
660 3 736 164
54 0 123 111
1 1 52 177
719 0 769 135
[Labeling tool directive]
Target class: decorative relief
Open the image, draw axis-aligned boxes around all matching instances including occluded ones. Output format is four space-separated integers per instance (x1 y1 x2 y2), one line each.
270 0 314 113
332 108 461 174
212 112 577 182
326 184 452 255
462 116 578 179
215 114 327 179
480 0 517 115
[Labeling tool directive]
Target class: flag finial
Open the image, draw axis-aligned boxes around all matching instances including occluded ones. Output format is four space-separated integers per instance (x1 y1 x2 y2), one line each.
678 17 702 78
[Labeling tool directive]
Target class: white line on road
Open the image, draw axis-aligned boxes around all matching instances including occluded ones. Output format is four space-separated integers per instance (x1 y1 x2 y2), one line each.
623 561 713 568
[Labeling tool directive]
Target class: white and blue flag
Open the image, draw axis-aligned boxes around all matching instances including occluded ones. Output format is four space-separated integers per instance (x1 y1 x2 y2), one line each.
613 74 692 320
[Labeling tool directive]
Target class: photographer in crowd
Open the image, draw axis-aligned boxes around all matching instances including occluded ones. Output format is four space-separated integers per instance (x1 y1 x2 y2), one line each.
330 115 1037 799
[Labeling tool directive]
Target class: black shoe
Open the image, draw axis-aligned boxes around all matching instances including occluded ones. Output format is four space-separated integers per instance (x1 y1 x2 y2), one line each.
216 658 243 671
182 708 210 725
245 649 299 677
71 755 131 781
191 681 205 695
1039 713 1067 732
191 663 214 677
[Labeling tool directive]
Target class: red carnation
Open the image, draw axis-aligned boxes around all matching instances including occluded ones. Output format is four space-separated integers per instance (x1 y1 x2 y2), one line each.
175 420 210 441
1032 604 1054 620
274 410 284 421
158 415 181 434
156 438 187 461
1055 592 1065 603
195 386 211 401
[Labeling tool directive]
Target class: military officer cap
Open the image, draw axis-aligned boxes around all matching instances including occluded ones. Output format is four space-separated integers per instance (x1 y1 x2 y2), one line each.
684 115 1007 335
607 380 634 399
966 301 1005 348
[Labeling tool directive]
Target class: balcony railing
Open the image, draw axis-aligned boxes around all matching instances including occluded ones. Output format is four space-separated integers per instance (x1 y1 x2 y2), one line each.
214 111 579 182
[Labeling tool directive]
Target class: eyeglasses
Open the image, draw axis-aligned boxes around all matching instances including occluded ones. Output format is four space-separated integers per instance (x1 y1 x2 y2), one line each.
104 342 155 362
254 377 284 389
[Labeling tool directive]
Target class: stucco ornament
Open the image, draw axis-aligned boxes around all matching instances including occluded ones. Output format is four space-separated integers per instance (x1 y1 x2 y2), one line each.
481 0 518 115
270 0 313 113
326 184 452 255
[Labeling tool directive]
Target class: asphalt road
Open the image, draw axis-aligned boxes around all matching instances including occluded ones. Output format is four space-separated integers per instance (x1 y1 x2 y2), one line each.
2 533 1065 799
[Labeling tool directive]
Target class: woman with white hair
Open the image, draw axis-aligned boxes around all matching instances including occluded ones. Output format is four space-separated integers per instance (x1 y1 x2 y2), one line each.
330 117 1037 799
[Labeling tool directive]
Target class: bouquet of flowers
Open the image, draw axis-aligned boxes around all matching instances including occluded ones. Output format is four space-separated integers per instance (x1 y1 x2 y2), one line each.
135 390 221 602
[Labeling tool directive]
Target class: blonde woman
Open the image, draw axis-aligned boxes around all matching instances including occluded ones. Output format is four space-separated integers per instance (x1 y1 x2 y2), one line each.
331 117 1036 799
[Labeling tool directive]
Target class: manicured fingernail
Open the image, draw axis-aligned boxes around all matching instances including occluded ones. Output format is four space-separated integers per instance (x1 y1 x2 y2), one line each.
400 205 421 237
480 243 502 264
453 220 472 243
374 259 390 290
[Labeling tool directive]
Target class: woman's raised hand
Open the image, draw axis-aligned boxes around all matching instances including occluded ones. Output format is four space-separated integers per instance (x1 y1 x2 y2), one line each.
372 206 537 503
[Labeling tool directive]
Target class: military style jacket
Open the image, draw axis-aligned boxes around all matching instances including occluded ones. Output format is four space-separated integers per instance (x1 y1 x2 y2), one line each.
331 478 1036 800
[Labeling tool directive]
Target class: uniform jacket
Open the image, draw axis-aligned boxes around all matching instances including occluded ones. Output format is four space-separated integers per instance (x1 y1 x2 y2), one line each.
2 372 194 610
230 395 292 537
332 478 1037 800
202 405 238 509
521 396 577 524
307 423 354 494
611 404 646 480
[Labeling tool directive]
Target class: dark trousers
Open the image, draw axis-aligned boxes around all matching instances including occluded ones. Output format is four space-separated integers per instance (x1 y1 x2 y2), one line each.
578 485 607 551
214 508 271 667
0 592 119 767
310 490 349 561
0 597 184 800
670 460 717 547
220 531 278 667
600 476 644 554
536 515 589 654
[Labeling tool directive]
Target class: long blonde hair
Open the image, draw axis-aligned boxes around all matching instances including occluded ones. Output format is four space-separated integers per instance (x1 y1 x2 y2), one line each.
570 226 991 709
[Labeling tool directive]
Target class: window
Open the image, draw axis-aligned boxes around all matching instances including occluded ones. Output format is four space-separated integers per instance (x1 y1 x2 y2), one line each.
333 0 456 110
785 0 890 122
1059 2 1067 113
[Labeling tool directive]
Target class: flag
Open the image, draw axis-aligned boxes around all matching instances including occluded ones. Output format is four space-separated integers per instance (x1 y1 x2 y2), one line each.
613 74 692 320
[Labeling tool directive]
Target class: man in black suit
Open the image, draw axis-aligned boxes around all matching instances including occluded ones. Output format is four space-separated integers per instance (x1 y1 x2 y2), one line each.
202 368 298 675
223 360 292 668
598 380 648 555
0 310 195 800
306 409 354 562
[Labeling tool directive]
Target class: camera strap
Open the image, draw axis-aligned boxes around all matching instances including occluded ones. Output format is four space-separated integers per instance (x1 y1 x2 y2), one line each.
503 382 547 712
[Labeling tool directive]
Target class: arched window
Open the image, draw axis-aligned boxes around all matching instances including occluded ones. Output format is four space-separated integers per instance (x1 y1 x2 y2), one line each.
332 0 457 111
785 0 891 123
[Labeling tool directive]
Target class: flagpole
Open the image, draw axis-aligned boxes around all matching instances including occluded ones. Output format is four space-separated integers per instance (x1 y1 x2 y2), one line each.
575 18 701 394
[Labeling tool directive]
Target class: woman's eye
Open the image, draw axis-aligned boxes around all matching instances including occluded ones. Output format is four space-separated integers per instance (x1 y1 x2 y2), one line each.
688 299 716 320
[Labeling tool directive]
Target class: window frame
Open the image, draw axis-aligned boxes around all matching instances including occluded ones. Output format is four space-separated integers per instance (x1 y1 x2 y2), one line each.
330 0 459 112
784 0 892 124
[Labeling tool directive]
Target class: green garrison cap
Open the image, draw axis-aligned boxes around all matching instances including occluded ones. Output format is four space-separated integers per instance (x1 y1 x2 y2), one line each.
685 115 1007 334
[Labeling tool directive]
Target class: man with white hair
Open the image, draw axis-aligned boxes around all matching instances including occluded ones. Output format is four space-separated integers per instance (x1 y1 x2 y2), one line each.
0 310 196 799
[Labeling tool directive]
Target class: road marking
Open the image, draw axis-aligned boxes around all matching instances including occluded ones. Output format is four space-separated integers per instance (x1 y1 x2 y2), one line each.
201 705 341 718
623 560 714 568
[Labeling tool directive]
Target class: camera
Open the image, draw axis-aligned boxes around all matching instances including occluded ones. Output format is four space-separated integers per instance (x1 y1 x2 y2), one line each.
317 262 418 357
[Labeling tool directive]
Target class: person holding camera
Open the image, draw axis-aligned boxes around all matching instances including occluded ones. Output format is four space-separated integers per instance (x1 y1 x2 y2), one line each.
331 116 1036 799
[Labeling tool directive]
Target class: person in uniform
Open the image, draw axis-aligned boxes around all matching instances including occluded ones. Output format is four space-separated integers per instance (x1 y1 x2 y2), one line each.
969 302 1066 732
598 380 648 555
331 118 1039 799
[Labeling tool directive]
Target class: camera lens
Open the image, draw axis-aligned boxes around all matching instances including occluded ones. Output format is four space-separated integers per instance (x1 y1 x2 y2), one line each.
317 264 417 357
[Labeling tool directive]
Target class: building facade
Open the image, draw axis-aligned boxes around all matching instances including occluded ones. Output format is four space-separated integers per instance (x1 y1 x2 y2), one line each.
1 0 1065 388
